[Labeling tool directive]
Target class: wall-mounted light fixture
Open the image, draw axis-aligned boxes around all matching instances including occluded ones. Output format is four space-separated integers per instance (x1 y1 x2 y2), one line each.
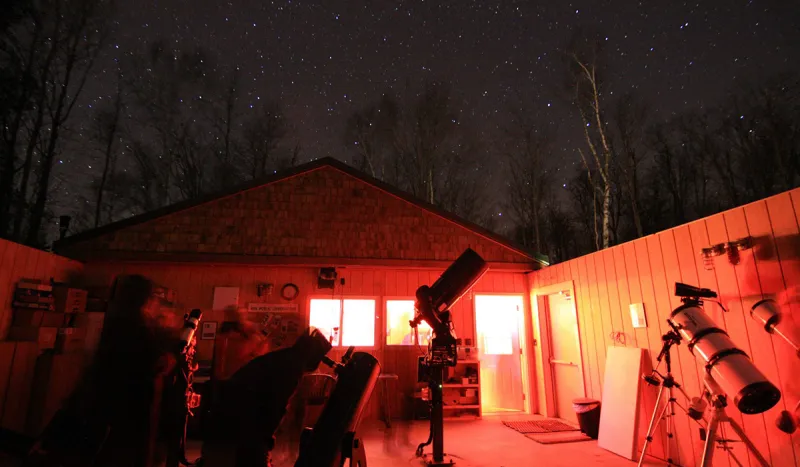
317 267 338 289
700 237 753 270
257 283 274 297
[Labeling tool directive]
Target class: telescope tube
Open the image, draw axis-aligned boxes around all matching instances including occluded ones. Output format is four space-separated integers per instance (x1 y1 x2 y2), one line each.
294 352 381 467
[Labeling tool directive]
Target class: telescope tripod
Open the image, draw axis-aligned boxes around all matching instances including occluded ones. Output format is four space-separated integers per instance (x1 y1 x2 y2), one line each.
638 330 691 467
699 377 769 467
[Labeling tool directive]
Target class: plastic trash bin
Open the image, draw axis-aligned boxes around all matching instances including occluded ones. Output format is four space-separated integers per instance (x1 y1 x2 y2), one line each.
573 398 601 439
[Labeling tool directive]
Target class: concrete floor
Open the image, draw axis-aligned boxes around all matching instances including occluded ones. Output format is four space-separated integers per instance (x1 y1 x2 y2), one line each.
189 415 653 467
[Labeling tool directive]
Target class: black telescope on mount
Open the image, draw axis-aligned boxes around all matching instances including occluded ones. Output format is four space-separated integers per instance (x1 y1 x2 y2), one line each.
411 248 488 466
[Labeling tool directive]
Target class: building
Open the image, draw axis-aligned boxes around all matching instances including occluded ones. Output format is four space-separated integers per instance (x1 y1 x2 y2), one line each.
0 157 796 465
54 157 546 420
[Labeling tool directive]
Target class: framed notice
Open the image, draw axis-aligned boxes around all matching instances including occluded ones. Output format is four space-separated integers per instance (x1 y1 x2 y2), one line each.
200 321 218 340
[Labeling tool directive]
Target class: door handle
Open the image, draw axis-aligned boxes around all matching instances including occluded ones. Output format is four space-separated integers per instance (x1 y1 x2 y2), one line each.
549 359 577 366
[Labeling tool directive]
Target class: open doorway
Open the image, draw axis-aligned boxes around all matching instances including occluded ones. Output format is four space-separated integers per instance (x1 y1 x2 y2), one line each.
474 294 529 414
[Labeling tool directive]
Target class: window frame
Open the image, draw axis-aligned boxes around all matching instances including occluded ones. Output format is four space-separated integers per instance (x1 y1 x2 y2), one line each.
307 295 379 349
384 296 432 347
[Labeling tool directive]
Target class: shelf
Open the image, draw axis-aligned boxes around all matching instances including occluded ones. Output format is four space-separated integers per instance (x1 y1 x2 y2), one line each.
456 360 479 365
442 384 479 388
443 405 480 409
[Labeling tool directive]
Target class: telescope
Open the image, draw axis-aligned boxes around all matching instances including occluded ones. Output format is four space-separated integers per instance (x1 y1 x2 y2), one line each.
669 283 781 414
179 308 203 351
295 349 381 467
411 248 488 466
750 298 800 358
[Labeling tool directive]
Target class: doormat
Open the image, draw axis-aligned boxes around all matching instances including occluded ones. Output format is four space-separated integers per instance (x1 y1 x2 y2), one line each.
502 419 579 434
525 432 593 444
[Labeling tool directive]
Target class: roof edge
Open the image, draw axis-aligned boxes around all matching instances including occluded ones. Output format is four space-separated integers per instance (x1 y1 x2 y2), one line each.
55 157 547 266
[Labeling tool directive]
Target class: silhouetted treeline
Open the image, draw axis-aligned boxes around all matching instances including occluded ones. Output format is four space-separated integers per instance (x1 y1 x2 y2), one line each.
2 4 798 260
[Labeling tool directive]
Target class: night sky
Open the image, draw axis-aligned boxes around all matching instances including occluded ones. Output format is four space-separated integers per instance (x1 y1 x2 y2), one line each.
57 0 799 222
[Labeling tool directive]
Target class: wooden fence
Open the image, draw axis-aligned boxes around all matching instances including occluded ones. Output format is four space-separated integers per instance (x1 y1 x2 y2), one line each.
530 188 800 466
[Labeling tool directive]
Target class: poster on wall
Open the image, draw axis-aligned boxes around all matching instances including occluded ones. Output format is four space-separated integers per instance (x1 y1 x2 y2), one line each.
246 305 304 350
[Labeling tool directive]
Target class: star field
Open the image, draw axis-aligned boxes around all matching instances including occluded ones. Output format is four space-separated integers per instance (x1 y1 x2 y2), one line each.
56 0 799 220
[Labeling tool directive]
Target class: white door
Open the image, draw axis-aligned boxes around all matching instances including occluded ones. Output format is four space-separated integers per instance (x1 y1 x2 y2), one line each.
546 292 584 423
475 295 525 413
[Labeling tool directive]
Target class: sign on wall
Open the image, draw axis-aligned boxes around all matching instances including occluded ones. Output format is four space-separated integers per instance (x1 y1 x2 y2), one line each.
247 303 298 313
200 321 218 340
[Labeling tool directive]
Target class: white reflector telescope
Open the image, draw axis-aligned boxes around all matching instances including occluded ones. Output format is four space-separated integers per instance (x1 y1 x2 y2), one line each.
670 284 781 415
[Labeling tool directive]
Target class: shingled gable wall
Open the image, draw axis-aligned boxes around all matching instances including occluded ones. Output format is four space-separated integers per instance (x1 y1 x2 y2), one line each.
59 165 536 264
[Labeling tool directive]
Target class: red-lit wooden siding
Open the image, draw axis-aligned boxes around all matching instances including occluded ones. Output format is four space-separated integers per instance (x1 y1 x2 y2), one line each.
0 238 84 340
530 187 800 466
82 262 529 420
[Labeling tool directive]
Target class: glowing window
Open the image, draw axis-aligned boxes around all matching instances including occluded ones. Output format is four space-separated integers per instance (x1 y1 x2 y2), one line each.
309 299 342 346
386 299 432 346
342 299 376 346
309 298 375 347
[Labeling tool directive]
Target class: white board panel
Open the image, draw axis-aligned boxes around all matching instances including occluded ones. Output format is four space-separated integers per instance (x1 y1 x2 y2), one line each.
598 346 645 460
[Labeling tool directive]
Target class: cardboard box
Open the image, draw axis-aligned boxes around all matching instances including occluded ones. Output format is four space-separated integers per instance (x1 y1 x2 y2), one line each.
8 327 58 350
12 310 66 328
55 327 88 354
85 298 108 313
12 302 54 311
14 292 54 304
70 312 105 353
53 286 88 314
17 280 53 292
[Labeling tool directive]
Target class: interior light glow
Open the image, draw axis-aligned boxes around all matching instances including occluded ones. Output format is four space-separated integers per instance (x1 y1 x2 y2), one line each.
342 299 376 346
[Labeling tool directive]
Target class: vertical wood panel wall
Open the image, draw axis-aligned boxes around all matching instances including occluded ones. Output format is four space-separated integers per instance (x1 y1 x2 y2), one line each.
82 262 529 420
0 239 84 340
530 188 800 466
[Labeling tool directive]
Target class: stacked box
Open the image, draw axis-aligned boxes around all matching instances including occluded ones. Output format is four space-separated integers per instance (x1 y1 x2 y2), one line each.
9 280 92 355
7 327 58 350
13 281 55 312
52 285 88 313
54 327 88 354
84 285 112 313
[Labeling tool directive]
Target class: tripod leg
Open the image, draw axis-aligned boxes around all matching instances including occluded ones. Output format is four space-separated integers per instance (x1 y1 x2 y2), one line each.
727 418 769 467
665 387 675 466
700 410 720 467
638 384 666 467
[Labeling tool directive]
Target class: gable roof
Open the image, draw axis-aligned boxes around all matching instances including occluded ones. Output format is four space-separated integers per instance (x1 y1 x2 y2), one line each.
55 157 547 267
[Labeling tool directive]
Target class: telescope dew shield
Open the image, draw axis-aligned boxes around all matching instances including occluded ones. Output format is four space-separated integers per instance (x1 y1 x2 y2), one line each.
179 309 202 350
670 303 781 414
428 248 489 313
750 299 800 357
294 352 381 467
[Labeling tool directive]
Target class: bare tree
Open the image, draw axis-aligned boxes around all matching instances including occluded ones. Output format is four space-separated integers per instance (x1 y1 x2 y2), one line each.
612 92 647 237
0 0 111 245
567 32 614 249
392 81 464 204
206 68 242 190
241 100 287 179
344 93 398 180
91 75 123 227
504 108 552 251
